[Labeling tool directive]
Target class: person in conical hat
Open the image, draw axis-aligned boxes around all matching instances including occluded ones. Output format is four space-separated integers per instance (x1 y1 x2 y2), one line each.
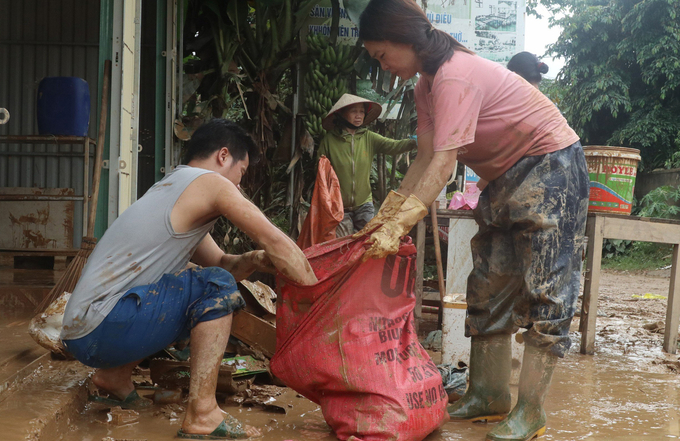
317 93 416 237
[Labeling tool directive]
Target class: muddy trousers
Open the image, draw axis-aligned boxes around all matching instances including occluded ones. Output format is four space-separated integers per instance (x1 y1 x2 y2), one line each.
336 202 375 237
465 142 589 357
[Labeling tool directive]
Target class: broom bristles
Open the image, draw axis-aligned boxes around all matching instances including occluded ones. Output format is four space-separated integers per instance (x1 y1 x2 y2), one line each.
34 237 97 313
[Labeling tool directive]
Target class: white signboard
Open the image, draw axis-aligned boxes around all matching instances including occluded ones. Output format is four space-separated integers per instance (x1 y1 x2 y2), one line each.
426 0 525 63
304 0 525 63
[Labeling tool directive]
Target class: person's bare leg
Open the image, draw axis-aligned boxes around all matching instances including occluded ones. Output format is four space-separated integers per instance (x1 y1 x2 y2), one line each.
181 314 259 437
92 359 140 398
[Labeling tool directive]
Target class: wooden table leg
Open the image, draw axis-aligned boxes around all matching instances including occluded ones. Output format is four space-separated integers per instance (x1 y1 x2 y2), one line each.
415 219 426 335
663 244 680 354
580 215 604 355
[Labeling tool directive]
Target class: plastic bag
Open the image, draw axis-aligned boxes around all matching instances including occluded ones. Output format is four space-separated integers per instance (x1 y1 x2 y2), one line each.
28 291 72 357
271 235 448 441
297 156 344 249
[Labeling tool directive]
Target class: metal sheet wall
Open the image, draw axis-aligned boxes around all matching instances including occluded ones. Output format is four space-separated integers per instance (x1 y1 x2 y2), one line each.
0 0 101 245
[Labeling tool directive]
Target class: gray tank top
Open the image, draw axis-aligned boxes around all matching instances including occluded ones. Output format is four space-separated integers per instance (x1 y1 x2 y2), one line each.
61 165 218 340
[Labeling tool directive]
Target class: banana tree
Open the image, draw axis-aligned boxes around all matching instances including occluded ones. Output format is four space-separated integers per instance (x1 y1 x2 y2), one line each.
183 0 317 209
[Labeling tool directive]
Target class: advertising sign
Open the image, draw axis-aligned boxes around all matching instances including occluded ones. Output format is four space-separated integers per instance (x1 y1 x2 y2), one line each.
303 0 525 63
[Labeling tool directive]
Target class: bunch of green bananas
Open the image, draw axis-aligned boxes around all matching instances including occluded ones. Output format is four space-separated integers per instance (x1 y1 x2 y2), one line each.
303 33 356 139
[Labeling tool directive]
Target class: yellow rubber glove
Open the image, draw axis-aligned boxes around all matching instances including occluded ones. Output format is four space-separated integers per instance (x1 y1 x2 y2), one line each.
363 194 428 260
353 190 407 238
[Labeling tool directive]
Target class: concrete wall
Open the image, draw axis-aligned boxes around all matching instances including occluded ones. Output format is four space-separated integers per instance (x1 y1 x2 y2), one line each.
635 168 680 205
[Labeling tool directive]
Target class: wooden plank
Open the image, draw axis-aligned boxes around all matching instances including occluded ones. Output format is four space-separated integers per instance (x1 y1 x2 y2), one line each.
231 310 277 358
594 213 680 227
663 244 680 354
434 209 475 220
414 219 426 334
0 249 79 256
0 135 95 144
580 215 605 355
602 216 680 245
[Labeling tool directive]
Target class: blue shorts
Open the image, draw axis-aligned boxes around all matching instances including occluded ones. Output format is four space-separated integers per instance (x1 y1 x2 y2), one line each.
63 266 245 369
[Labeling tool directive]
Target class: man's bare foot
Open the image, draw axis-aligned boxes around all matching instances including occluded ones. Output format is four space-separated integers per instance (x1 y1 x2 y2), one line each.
92 368 135 399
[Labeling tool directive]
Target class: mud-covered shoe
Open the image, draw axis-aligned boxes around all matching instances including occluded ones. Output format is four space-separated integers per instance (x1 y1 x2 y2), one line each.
88 389 153 409
177 413 248 439
448 334 512 422
484 404 546 440
485 344 558 441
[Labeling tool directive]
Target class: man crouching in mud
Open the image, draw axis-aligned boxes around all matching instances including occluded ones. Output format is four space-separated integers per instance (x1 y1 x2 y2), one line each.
60 119 317 439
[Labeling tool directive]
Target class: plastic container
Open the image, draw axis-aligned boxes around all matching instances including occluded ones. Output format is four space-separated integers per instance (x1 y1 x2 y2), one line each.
584 146 641 215
37 77 90 136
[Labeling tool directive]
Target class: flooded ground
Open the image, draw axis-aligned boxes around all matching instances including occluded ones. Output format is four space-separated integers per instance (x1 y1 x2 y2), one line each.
5 268 680 440
53 343 680 441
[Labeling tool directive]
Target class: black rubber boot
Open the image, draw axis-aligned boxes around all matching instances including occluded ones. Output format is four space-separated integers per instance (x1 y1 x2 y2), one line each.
485 344 558 441
448 334 512 422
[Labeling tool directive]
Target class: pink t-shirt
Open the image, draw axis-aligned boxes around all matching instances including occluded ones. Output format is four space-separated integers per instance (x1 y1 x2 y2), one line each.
415 51 579 182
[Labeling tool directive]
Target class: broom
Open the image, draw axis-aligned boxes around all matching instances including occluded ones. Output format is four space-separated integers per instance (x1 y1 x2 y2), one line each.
35 60 111 313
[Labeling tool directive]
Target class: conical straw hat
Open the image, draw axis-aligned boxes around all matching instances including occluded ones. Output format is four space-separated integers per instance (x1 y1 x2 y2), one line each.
322 93 382 131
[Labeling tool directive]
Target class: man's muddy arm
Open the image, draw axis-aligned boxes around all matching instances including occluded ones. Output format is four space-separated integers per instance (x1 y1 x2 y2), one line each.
192 235 274 282
214 183 318 286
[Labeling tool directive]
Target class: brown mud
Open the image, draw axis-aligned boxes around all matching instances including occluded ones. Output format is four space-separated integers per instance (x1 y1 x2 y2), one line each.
7 269 680 440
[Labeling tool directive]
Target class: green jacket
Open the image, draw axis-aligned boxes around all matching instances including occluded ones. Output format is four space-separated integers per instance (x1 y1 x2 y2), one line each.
318 128 416 209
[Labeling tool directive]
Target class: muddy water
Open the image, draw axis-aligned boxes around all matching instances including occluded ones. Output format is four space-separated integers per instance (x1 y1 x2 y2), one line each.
56 344 680 441
0 360 92 441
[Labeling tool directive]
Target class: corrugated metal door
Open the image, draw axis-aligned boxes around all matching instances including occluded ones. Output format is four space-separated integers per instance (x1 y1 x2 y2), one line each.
0 0 101 246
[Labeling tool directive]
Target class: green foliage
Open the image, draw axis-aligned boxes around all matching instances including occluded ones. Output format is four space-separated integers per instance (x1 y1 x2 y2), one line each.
638 185 680 218
602 183 680 264
665 150 680 169
602 239 631 259
602 241 674 271
538 0 680 170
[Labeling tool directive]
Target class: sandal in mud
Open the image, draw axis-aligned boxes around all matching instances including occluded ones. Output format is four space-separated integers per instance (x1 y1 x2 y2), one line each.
88 389 153 409
177 413 248 440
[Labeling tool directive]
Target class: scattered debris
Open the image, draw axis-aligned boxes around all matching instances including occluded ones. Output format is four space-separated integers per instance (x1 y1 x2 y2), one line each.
421 330 442 351
643 321 665 334
149 356 268 394
102 438 147 441
633 293 667 300
153 388 183 405
232 310 277 358
658 359 680 373
154 403 185 421
230 385 289 413
437 363 467 402
107 406 140 426
239 280 277 315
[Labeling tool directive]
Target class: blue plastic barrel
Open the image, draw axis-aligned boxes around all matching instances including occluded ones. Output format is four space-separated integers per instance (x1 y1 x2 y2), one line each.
37 77 91 137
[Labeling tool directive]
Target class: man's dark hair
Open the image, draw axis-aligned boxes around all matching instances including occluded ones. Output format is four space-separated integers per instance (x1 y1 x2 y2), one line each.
359 0 474 76
182 119 260 165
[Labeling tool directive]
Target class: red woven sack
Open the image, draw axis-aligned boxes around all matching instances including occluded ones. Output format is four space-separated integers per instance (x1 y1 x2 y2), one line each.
271 235 449 441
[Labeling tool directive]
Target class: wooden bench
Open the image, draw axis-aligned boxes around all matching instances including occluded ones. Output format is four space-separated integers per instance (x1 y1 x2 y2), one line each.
579 213 680 355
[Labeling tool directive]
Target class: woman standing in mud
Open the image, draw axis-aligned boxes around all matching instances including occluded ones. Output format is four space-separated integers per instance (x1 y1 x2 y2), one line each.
357 1 589 440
